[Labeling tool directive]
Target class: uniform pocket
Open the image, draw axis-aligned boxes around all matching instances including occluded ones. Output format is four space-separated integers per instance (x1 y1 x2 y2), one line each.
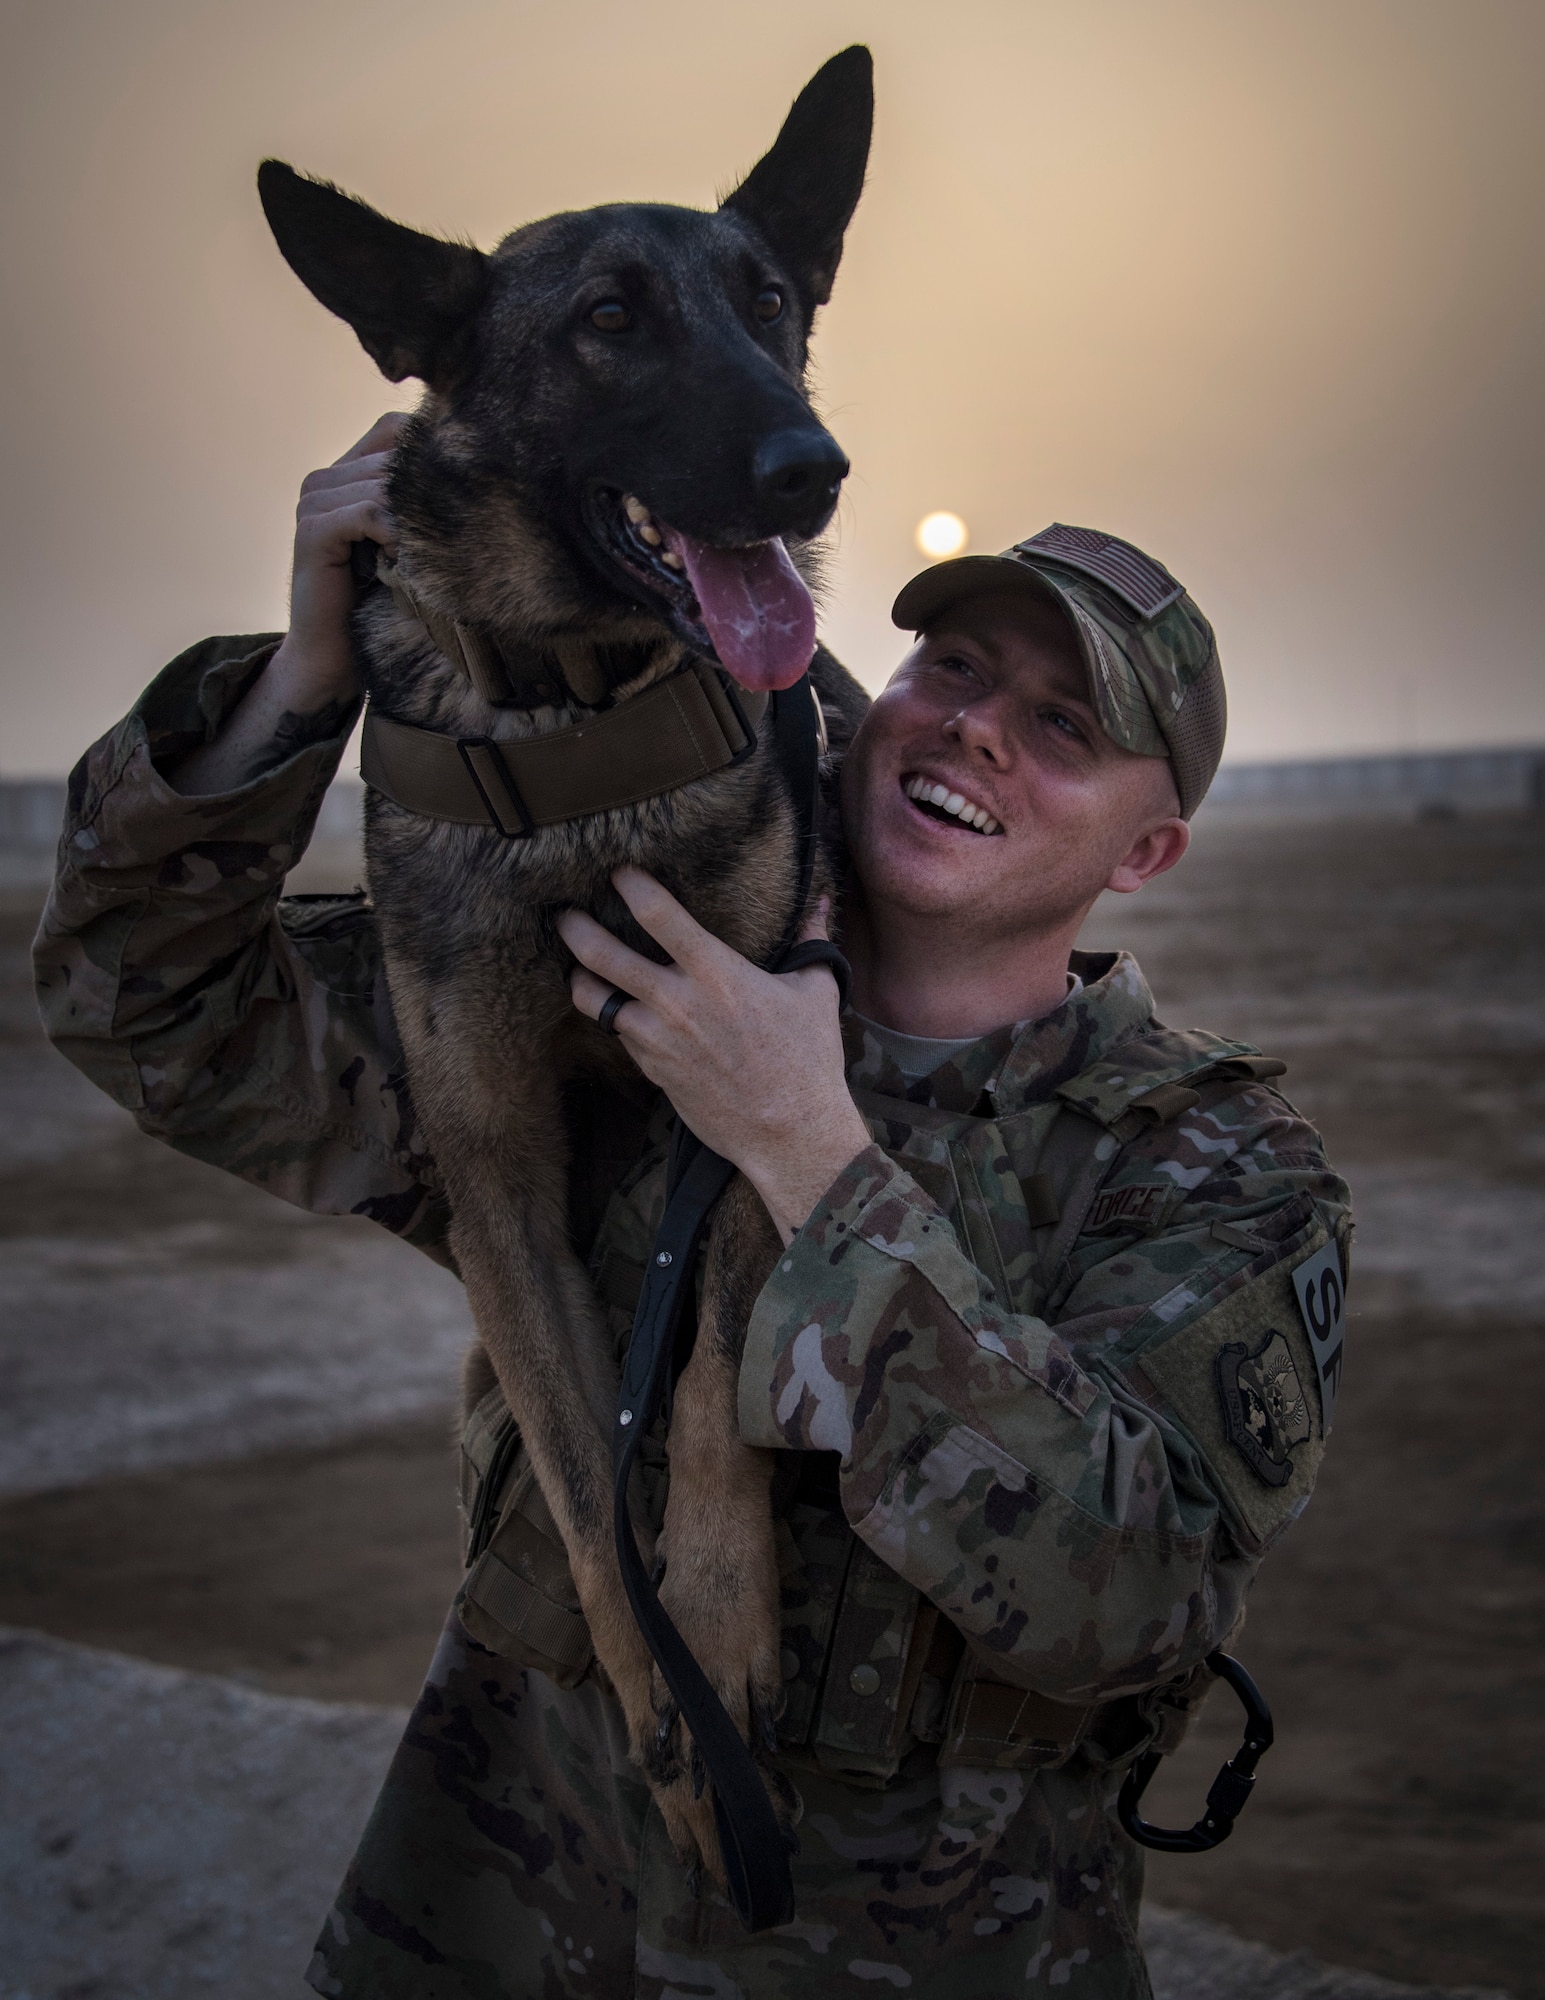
456 1454 597 1688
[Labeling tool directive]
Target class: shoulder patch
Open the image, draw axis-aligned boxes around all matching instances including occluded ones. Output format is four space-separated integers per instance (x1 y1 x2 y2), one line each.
1215 1330 1313 1487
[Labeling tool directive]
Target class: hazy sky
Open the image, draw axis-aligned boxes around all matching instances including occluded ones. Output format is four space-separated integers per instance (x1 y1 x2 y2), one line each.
4 0 1543 775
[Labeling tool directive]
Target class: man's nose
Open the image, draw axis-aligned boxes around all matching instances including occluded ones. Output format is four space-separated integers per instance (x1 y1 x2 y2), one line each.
946 698 1011 763
750 427 849 539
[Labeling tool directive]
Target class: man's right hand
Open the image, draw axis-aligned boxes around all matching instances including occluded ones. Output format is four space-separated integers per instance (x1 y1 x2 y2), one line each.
171 413 407 796
271 410 407 707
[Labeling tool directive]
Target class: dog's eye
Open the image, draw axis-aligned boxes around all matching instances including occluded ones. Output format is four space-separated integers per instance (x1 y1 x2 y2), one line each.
589 301 631 333
753 289 783 324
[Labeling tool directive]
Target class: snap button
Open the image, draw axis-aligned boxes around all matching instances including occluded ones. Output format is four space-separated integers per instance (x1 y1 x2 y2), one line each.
779 1647 801 1682
848 1663 882 1698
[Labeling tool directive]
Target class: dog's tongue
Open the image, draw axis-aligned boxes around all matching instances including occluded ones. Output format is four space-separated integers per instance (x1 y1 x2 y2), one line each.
658 525 816 690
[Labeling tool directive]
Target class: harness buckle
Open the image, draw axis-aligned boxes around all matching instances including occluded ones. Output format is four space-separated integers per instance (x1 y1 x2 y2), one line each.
457 736 537 838
712 670 760 765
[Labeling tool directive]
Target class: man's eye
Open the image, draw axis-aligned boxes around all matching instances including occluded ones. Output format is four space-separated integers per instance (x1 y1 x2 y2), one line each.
1046 709 1086 742
754 288 783 323
589 301 631 332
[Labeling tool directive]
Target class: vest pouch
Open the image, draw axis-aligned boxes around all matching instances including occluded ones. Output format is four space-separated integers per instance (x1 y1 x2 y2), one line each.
455 1391 596 1690
809 1541 929 1787
940 1647 1101 1771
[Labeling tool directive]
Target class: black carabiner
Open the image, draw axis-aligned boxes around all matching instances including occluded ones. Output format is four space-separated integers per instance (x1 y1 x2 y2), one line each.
1117 1651 1274 1853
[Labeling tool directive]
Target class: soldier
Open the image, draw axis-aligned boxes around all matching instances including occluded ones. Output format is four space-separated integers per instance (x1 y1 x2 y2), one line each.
35 417 1350 1999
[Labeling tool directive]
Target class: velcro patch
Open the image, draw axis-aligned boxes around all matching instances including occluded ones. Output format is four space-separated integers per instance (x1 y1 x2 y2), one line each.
1129 1215 1332 1553
1084 1181 1177 1235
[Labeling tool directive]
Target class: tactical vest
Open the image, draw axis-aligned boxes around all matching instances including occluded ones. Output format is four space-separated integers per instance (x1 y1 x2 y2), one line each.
454 1022 1288 1788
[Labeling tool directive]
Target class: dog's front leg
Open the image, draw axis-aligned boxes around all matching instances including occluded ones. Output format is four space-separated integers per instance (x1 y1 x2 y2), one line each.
648 1172 795 1883
392 981 661 1759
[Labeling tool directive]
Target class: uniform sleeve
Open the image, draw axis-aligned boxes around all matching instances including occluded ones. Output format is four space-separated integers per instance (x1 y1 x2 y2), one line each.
32 634 453 1264
739 1089 1351 1702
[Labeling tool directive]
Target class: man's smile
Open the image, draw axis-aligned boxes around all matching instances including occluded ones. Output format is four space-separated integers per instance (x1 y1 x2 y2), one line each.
901 771 1004 836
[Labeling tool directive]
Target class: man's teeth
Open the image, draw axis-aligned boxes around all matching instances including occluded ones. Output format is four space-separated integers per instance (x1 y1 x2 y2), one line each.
904 775 1001 835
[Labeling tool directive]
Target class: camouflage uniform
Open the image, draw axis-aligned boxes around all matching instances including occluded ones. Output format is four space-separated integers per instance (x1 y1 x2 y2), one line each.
35 637 1352 1999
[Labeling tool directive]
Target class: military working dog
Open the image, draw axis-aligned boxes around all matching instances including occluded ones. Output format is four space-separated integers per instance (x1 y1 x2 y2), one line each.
258 48 874 1882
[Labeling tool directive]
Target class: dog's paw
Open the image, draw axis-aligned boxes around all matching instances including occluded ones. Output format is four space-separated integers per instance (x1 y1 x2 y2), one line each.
641 1602 792 1898
642 1569 784 1791
650 1748 801 1899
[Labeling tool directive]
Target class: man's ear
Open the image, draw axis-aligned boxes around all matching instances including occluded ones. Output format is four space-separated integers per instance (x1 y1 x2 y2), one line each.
257 161 490 385
721 45 873 310
1106 818 1191 895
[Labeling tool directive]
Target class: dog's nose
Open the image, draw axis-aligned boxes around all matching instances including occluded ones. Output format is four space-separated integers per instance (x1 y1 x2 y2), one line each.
751 428 849 536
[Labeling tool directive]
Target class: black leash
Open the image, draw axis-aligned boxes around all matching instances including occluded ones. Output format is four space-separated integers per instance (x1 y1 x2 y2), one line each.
611 671 848 1931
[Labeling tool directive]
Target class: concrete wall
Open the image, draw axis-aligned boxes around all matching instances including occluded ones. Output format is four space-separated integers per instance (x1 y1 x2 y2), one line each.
1207 744 1545 813
5 745 1543 863
0 777 366 860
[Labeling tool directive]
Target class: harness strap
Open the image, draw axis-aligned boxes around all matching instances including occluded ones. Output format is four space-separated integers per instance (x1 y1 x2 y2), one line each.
360 661 767 836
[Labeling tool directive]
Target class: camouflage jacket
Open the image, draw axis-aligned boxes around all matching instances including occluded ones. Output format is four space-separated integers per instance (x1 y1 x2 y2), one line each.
35 635 1353 1788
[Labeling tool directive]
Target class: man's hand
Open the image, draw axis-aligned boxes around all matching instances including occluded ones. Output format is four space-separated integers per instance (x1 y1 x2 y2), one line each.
273 409 406 703
559 869 872 1245
171 413 406 796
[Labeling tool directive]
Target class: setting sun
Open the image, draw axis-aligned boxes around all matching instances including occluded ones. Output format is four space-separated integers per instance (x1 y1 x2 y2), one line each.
915 511 968 559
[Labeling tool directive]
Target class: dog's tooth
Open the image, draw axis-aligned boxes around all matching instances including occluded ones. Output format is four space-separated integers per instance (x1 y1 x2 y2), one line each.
927 783 950 806
944 791 966 816
661 549 684 570
639 523 662 547
623 495 651 524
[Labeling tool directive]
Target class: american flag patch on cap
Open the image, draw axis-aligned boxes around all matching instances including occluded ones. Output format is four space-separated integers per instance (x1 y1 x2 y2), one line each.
1014 524 1185 622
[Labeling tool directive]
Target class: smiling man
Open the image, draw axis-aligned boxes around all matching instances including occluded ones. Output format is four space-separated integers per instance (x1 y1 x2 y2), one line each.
35 461 1349 1998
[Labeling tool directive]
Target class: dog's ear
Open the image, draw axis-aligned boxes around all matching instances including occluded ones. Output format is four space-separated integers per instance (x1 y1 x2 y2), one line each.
721 46 873 310
258 161 490 385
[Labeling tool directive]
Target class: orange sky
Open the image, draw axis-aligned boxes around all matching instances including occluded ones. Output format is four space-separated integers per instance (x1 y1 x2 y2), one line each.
4 0 1543 775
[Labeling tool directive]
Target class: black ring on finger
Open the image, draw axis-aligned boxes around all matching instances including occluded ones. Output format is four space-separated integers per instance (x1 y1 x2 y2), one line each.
597 987 632 1037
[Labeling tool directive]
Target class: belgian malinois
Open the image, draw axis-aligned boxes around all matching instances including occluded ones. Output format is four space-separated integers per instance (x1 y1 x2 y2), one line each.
259 48 873 1886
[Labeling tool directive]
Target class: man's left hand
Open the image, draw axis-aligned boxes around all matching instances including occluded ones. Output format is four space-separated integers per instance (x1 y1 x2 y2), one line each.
558 869 871 1245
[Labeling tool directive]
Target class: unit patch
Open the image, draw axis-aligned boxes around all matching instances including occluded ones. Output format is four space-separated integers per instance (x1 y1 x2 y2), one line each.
1084 1181 1176 1235
1291 1239 1347 1433
1215 1330 1313 1487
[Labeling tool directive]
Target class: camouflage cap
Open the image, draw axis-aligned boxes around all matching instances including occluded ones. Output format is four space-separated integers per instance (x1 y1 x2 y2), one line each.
891 523 1226 818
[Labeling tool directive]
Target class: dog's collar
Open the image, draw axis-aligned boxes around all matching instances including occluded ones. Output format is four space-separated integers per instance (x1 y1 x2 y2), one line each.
360 659 772 837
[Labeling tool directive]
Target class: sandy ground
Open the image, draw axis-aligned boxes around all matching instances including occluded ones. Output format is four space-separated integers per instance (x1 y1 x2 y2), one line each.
0 849 473 1500
1 806 1541 1995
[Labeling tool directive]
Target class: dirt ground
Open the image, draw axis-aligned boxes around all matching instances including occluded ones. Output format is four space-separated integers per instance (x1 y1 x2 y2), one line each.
1 808 1541 1995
